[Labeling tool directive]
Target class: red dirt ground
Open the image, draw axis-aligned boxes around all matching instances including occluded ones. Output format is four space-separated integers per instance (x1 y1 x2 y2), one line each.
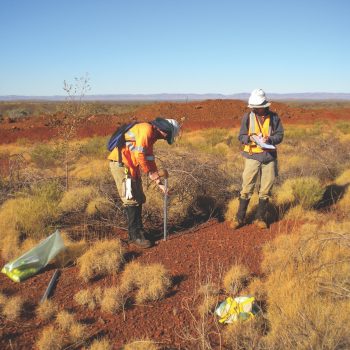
0 100 349 349
0 99 349 144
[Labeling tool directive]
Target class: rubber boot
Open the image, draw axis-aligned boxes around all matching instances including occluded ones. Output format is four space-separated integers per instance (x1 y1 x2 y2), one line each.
126 206 151 248
255 198 269 229
231 198 250 229
135 205 152 244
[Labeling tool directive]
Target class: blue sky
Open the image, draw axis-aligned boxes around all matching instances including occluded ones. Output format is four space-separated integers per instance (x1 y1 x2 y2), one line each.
0 0 349 95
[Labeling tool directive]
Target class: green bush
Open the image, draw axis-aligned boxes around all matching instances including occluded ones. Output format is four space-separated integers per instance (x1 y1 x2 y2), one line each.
30 143 64 168
79 136 108 158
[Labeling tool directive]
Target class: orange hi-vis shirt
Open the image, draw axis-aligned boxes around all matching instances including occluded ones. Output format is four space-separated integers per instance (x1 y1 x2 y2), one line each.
243 113 272 154
108 122 158 178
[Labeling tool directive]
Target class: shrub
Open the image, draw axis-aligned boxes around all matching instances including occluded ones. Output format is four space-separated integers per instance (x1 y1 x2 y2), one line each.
79 136 109 158
30 143 63 168
223 264 250 295
77 239 125 281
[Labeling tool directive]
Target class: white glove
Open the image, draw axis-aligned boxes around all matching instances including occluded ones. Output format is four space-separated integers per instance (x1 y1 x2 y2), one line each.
125 178 133 199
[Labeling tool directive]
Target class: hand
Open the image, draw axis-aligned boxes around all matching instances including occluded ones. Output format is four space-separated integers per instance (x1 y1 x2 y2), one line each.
158 168 169 179
158 183 173 196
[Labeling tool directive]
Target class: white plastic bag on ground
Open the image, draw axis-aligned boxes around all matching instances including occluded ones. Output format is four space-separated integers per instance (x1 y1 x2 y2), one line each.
215 296 256 323
1 230 65 282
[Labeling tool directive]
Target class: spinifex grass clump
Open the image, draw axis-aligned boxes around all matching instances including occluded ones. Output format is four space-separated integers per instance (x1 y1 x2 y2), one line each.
77 239 125 281
223 264 250 295
275 176 324 209
261 221 350 349
0 180 62 260
36 310 86 350
120 261 172 303
36 299 58 321
123 339 158 350
58 185 98 213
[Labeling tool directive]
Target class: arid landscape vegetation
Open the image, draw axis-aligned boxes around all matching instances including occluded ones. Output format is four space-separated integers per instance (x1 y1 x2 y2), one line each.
0 99 349 349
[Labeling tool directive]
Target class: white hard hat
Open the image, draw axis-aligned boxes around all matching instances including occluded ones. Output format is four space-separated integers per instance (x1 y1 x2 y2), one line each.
165 118 180 144
248 89 271 108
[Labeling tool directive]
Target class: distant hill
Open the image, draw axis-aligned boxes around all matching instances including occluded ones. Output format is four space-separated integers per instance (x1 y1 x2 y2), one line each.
1 92 350 101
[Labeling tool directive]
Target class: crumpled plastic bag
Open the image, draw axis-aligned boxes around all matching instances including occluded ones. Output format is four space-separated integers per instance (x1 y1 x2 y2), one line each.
1 230 65 282
215 296 257 323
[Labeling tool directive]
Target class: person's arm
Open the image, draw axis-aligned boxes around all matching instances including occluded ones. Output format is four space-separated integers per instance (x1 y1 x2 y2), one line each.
268 114 284 145
238 113 251 145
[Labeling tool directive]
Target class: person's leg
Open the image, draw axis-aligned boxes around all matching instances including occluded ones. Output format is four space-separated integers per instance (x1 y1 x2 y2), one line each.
255 160 276 228
240 158 261 200
232 159 261 229
109 162 150 247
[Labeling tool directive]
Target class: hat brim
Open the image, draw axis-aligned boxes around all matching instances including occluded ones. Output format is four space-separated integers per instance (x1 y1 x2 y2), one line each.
248 102 271 108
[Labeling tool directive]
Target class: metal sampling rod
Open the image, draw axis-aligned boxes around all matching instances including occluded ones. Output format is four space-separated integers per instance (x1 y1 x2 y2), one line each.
163 178 168 241
40 269 60 303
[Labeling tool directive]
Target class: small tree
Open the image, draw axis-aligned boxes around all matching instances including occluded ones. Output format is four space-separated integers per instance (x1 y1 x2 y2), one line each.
57 74 91 190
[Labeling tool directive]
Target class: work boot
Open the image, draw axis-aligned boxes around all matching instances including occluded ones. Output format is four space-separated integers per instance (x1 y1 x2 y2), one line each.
230 197 250 229
255 198 269 229
125 206 152 248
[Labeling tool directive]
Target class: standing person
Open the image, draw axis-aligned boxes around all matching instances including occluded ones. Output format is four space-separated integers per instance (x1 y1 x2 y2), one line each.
108 118 180 248
232 89 284 229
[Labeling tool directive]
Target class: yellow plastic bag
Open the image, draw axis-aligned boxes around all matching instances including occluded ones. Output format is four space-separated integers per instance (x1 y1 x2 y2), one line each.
215 296 256 324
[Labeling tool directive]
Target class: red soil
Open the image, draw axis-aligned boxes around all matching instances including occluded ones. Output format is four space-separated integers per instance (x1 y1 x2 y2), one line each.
0 100 349 349
0 99 349 144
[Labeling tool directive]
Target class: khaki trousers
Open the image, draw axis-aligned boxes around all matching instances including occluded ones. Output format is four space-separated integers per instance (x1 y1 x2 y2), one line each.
240 158 276 200
109 161 146 206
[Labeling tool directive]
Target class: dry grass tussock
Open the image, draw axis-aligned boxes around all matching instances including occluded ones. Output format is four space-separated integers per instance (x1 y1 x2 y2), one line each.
74 287 102 310
1 295 23 320
197 282 220 316
222 317 265 350
283 204 319 222
120 261 172 303
58 185 98 213
77 239 124 281
274 176 324 209
86 338 112 350
86 196 114 217
223 264 250 295
101 286 124 313
54 235 88 268
122 339 158 350
36 299 58 321
71 158 109 183
0 181 62 258
37 310 87 350
261 220 350 349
